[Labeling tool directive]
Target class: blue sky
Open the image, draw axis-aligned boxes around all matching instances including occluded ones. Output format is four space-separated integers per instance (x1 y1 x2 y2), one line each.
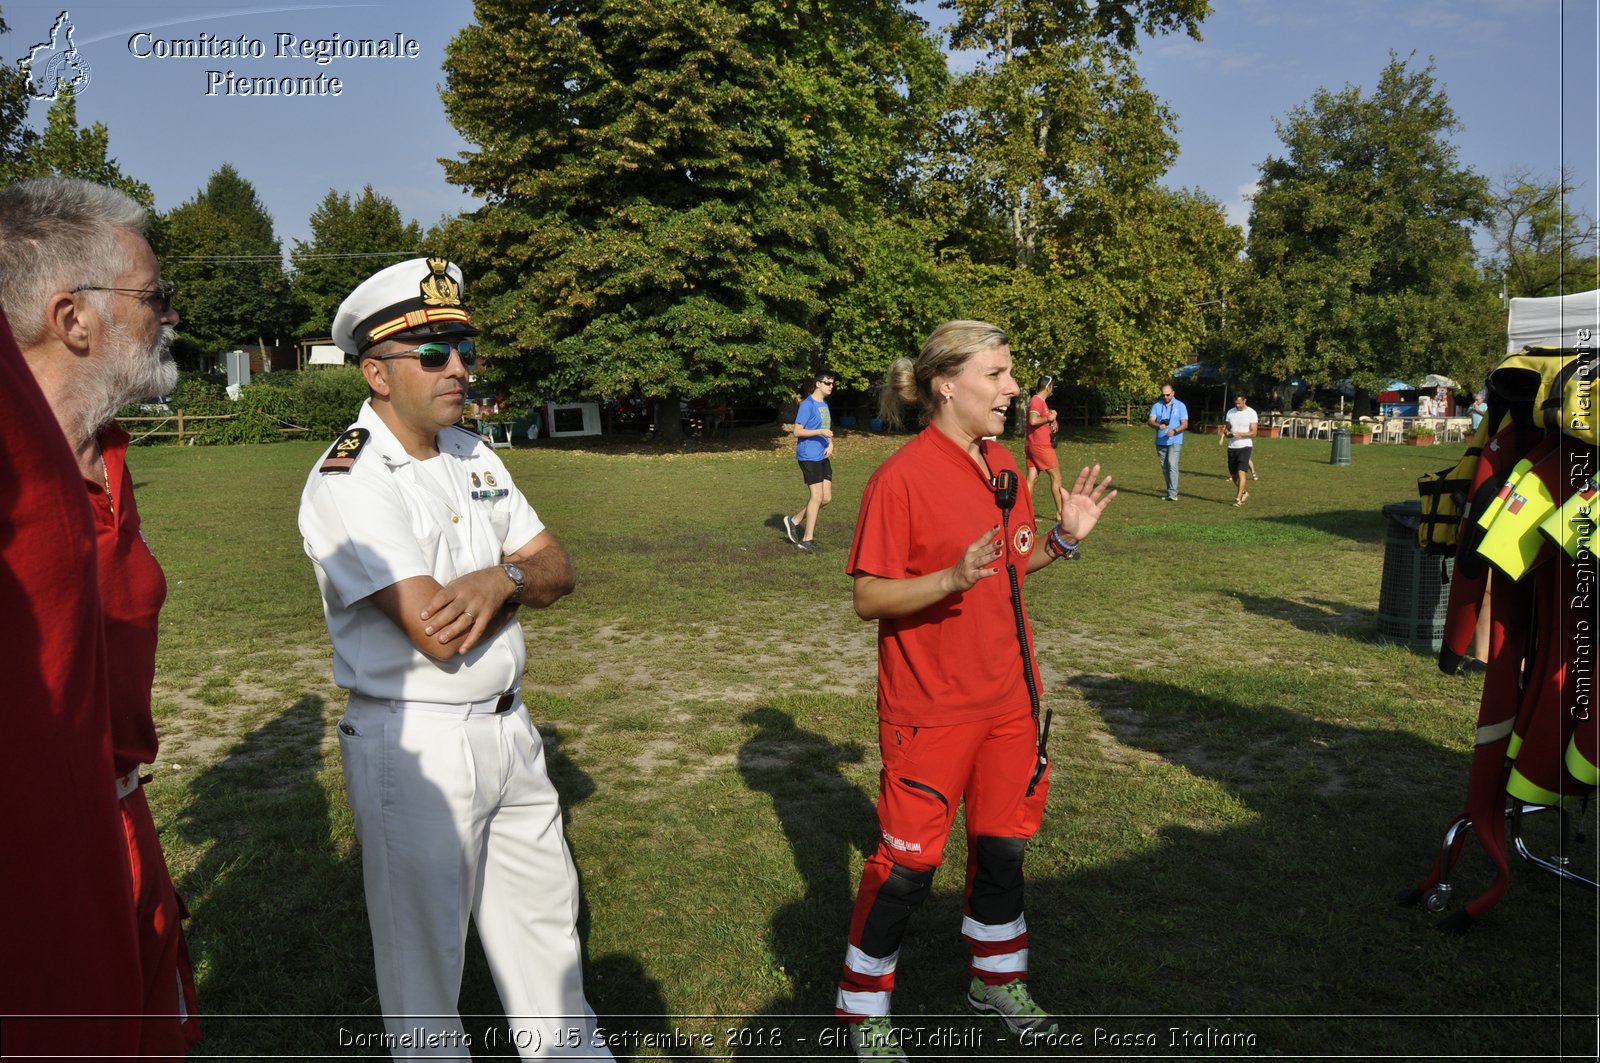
6 0 1597 258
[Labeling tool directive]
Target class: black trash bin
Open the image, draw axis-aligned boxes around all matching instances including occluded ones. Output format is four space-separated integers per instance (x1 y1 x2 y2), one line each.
1376 500 1453 653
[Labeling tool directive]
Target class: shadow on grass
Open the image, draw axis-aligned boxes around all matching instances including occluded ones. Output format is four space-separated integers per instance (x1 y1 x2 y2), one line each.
175 693 377 1052
1262 507 1388 544
714 682 1595 1058
1229 590 1379 641
1048 675 1596 1056
729 707 879 1054
739 707 876 999
1057 424 1126 445
175 699 663 1059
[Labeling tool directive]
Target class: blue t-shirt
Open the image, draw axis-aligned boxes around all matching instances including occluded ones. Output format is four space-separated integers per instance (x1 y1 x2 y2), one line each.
1149 397 1188 446
796 396 830 462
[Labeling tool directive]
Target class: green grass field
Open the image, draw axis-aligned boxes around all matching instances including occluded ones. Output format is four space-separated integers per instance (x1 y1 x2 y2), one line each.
129 424 1597 1059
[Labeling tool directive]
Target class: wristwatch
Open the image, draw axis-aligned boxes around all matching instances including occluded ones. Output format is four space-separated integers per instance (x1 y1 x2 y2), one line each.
501 562 526 603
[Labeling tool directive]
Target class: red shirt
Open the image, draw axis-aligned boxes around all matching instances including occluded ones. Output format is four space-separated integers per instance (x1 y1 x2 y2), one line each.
1026 395 1052 451
848 426 1039 725
0 310 142 1053
93 422 167 776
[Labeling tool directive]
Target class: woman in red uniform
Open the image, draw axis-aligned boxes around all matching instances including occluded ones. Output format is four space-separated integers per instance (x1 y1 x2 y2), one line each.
835 321 1116 1058
1024 374 1062 521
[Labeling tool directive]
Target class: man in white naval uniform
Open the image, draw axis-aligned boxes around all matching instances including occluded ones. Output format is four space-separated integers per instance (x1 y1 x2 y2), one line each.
298 258 610 1059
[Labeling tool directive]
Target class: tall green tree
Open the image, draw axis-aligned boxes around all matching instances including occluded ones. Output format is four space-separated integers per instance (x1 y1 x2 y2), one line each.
1488 167 1599 299
961 184 1241 396
290 186 423 336
441 0 944 430
9 86 152 205
157 164 292 352
1226 55 1500 400
0 7 41 177
935 2 1203 268
917 1 1223 398
823 214 964 388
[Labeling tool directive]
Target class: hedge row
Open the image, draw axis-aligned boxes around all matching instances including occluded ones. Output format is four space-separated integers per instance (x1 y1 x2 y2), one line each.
125 367 370 445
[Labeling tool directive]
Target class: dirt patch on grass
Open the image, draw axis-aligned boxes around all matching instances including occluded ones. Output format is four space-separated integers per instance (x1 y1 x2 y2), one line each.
151 643 341 774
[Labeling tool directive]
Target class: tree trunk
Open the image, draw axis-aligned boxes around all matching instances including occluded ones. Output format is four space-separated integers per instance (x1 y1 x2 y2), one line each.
654 391 684 443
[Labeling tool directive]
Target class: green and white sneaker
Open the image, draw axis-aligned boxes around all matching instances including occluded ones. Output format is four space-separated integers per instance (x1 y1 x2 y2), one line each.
850 1015 907 1061
964 977 1060 1035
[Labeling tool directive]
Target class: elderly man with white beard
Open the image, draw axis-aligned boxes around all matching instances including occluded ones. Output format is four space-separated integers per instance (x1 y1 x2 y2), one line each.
0 177 198 1059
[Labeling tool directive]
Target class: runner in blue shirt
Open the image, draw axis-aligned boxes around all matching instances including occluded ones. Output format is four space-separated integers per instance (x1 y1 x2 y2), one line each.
784 369 836 552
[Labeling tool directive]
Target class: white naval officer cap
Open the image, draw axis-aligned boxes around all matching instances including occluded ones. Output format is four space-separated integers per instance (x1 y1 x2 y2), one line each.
332 256 481 357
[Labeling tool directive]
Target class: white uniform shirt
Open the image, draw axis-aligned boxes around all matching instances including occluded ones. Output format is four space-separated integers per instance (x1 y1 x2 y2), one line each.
1224 405 1258 449
299 400 545 702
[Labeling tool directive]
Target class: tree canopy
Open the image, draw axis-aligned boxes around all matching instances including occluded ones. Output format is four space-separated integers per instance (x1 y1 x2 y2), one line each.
443 3 799 413
6 86 152 206
0 8 40 177
156 164 293 352
290 186 423 336
1225 54 1501 396
434 0 1228 412
923 0 1229 396
1488 167 1599 299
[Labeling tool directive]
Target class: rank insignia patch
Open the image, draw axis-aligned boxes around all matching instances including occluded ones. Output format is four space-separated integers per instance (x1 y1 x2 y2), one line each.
319 428 370 474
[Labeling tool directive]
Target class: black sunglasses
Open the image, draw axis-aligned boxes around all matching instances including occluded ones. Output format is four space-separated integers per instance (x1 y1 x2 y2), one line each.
70 280 177 314
369 339 477 369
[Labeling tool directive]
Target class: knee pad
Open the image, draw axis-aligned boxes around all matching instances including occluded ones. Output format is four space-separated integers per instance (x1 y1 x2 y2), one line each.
969 836 1027 925
857 863 935 957
880 862 935 906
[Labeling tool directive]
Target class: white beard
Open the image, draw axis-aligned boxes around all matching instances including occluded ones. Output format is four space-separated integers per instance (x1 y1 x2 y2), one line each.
83 322 179 431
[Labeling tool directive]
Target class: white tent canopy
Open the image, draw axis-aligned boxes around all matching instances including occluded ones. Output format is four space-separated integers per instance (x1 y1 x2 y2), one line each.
1506 289 1600 353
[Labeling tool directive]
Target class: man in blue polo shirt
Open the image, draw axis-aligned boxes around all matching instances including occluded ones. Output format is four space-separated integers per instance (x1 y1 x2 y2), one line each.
1148 385 1189 501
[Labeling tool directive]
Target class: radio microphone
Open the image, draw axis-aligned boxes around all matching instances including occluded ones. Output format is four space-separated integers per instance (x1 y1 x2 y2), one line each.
992 469 1018 514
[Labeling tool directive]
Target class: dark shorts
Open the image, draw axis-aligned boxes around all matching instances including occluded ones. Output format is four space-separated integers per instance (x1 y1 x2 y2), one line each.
1228 446 1253 476
799 458 833 485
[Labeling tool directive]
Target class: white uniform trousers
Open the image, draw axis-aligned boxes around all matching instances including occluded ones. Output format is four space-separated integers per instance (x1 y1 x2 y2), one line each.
338 694 612 1060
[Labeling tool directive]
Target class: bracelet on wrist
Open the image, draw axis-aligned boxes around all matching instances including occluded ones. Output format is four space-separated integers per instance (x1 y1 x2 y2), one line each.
1047 523 1080 561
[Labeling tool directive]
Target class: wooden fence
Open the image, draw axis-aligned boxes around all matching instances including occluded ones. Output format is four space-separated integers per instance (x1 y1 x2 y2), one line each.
119 411 308 443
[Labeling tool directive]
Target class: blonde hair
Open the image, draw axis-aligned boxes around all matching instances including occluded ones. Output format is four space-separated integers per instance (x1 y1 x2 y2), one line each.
877 320 1009 429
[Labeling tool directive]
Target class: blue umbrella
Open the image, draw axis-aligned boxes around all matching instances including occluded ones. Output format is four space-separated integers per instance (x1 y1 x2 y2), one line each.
1384 379 1413 391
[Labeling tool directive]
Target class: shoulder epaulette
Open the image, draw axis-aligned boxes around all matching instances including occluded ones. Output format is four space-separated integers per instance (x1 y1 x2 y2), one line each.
320 428 370 474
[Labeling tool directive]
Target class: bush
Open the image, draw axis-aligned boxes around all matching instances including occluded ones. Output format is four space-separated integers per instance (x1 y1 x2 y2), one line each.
289 366 370 436
196 404 282 445
171 373 229 415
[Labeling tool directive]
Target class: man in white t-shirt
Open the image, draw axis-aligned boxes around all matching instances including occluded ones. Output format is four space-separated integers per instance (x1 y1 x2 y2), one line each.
1223 392 1258 507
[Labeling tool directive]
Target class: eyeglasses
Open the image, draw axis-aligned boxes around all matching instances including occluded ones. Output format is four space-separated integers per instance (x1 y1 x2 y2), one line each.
70 281 177 314
820 380 836 387
369 339 477 369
